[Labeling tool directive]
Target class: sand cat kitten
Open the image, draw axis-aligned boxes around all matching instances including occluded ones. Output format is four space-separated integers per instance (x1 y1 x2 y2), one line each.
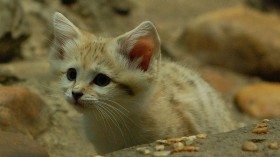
49 12 235 154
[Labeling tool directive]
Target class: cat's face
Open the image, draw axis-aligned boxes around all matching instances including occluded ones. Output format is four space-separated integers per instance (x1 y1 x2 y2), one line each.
49 12 161 113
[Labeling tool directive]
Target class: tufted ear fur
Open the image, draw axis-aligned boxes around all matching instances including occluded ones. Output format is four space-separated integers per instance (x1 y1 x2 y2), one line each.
116 21 161 72
51 12 81 60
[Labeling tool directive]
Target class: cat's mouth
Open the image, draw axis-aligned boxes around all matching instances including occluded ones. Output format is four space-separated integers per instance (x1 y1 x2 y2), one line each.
73 99 95 109
65 98 88 109
70 100 92 112
74 101 83 107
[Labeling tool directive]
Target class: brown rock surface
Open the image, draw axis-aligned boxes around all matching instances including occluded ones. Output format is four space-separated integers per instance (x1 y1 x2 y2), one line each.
235 83 280 118
0 86 49 137
0 131 49 157
178 6 280 81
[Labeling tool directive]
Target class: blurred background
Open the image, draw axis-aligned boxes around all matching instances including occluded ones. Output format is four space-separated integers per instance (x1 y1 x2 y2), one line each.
0 0 279 156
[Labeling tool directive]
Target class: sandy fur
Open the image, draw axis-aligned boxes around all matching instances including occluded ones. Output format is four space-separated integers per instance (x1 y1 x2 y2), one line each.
50 12 236 154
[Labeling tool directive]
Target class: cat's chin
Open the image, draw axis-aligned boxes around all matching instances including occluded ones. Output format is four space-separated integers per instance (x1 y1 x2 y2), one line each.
71 102 88 113
65 99 88 112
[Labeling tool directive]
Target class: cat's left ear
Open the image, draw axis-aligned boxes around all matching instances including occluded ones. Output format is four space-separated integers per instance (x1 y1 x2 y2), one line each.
116 21 161 71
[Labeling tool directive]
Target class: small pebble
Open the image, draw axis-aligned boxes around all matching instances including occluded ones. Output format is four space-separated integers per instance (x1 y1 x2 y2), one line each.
154 145 165 151
136 147 151 155
152 150 171 156
242 141 258 152
196 134 208 139
252 127 268 134
173 142 184 149
172 146 199 153
268 142 279 150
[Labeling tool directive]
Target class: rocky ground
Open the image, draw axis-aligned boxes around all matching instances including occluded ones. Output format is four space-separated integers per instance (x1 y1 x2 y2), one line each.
107 119 280 157
0 0 280 157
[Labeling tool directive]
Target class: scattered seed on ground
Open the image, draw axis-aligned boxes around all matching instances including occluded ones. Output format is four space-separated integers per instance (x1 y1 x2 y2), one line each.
253 119 269 134
173 142 184 149
249 139 266 143
182 135 197 142
172 145 199 153
136 147 152 155
252 127 268 134
262 119 270 123
268 142 279 150
156 140 171 145
185 140 194 146
242 141 258 152
154 144 165 151
256 122 268 128
153 150 171 156
167 137 183 142
196 134 207 139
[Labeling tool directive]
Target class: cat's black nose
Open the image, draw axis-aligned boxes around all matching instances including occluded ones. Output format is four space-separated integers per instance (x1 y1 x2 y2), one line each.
72 91 83 100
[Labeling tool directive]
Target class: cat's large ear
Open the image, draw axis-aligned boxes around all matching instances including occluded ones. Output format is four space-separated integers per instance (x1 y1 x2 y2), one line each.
116 21 161 71
52 12 81 59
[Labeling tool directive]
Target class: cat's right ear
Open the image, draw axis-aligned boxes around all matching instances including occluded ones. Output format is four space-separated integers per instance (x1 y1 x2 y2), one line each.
116 21 161 72
52 12 81 60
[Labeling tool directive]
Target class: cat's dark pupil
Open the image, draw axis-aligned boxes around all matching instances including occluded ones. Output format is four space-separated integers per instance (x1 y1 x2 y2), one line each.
67 68 77 81
94 73 111 87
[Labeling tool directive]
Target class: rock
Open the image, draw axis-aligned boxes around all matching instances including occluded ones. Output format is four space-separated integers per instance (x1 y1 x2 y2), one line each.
0 131 49 157
178 6 280 81
235 83 280 118
0 0 29 63
107 119 280 157
0 86 49 137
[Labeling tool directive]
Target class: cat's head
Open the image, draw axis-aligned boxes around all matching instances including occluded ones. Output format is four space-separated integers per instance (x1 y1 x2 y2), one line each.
49 12 161 113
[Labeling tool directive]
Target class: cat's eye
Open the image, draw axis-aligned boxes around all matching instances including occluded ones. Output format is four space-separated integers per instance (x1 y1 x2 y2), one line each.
93 73 111 87
67 68 77 81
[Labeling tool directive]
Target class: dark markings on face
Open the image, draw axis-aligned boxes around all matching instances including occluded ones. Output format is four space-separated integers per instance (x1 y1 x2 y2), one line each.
117 84 135 96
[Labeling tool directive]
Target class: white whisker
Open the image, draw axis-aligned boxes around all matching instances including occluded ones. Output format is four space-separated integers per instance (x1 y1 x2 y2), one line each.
99 98 129 113
97 103 126 145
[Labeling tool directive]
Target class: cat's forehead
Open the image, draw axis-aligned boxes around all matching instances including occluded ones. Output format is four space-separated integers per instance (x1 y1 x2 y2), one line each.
74 35 114 70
